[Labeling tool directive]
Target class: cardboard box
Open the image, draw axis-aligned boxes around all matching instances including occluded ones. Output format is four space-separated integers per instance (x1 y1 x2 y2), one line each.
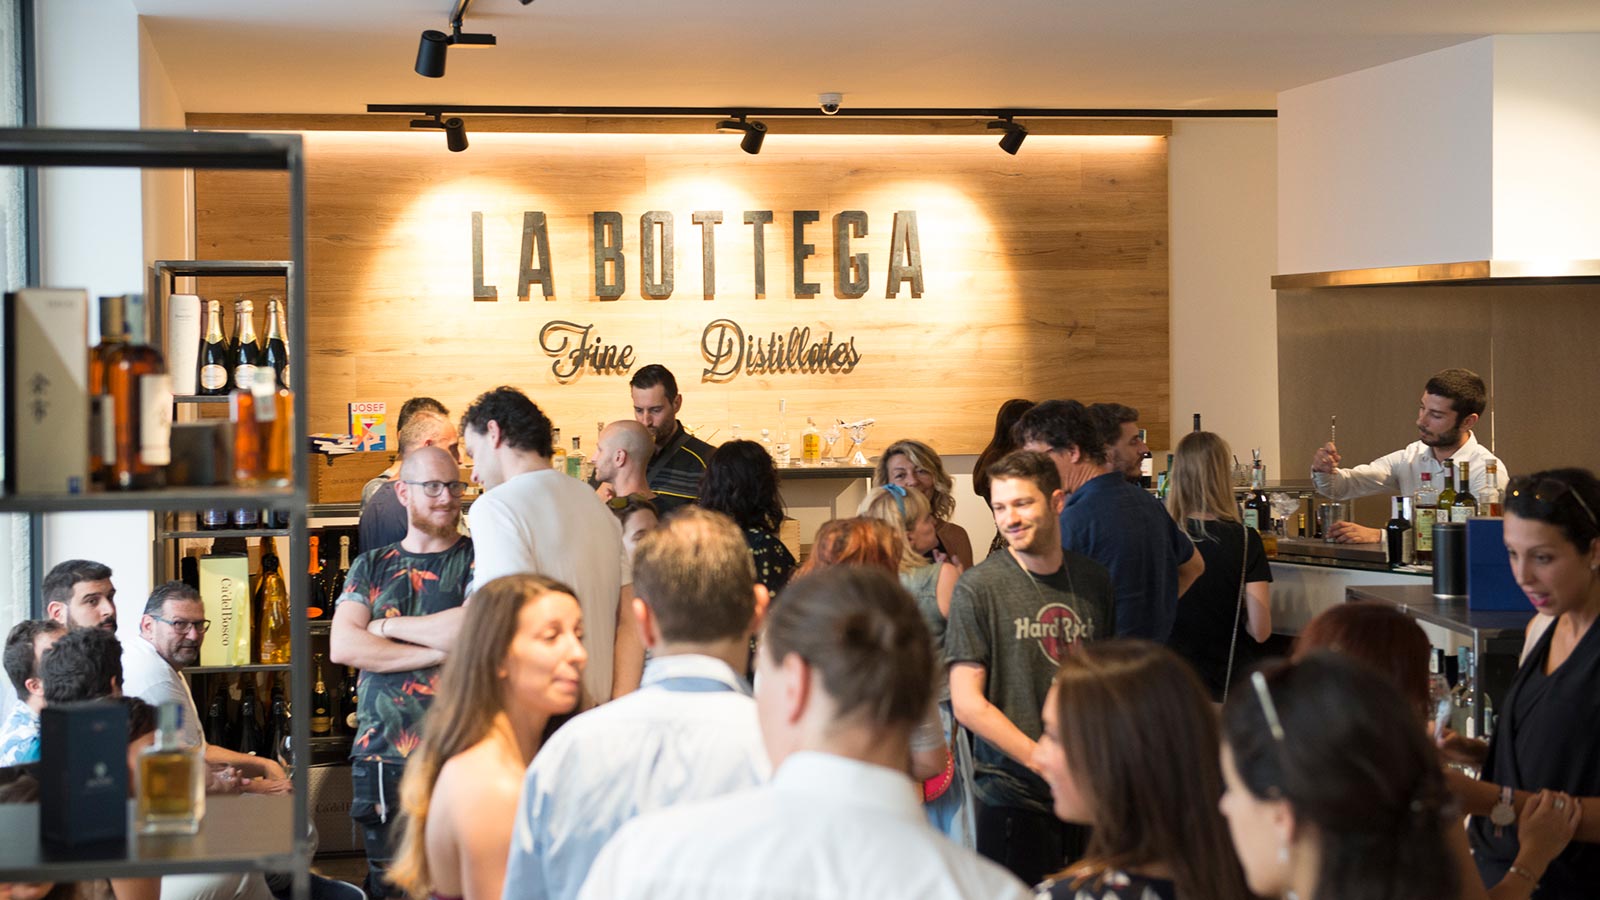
311 451 394 503
3 288 90 495
39 700 128 853
200 553 252 666
1467 518 1531 612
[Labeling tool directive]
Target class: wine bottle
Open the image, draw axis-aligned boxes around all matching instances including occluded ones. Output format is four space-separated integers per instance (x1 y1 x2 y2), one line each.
257 551 291 664
230 298 263 392
205 683 230 748
1479 461 1502 517
107 294 172 490
1192 413 1201 433
310 656 332 737
262 296 290 390
1139 449 1154 489
1413 472 1439 564
198 298 230 396
1243 450 1270 532
342 666 360 736
266 679 288 763
237 678 264 756
1385 495 1415 566
1452 461 1476 523
1437 465 1456 518
307 535 329 619
89 296 128 486
180 554 201 591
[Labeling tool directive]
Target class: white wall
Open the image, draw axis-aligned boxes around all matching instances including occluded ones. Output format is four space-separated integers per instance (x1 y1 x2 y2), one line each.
1491 34 1600 262
1169 119 1281 477
1277 38 1494 274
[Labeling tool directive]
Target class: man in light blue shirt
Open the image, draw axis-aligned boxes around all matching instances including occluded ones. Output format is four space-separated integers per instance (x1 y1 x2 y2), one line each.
0 620 65 767
501 507 772 900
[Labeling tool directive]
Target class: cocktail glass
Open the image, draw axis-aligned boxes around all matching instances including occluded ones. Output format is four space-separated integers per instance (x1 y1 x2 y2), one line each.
820 421 842 465
845 420 873 465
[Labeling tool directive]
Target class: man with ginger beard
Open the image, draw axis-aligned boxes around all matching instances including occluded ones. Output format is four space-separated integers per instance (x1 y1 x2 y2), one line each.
331 445 474 900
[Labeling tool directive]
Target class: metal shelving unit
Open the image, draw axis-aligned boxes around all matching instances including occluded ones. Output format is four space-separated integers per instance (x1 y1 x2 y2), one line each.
0 128 310 897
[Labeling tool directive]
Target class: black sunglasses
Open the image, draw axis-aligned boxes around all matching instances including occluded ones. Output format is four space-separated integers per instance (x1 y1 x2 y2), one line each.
1506 477 1598 529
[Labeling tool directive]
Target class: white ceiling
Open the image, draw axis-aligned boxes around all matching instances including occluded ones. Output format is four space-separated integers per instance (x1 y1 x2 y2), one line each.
132 0 1600 114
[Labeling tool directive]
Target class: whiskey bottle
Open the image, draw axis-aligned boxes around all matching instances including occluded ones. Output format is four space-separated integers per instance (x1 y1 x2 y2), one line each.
137 702 204 835
310 655 332 737
262 297 290 390
256 551 291 664
229 298 264 392
1452 461 1476 523
89 295 128 485
1413 472 1439 564
550 427 566 473
198 299 230 396
107 295 173 490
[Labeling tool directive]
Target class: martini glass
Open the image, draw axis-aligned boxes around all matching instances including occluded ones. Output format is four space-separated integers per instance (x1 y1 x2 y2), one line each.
845 420 874 465
820 420 842 465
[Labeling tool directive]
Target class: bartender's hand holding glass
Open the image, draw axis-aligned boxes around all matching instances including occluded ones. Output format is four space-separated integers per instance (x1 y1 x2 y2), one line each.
1311 441 1341 474
1328 520 1382 543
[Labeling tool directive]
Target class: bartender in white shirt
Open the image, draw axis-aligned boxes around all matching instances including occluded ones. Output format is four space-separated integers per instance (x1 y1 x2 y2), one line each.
1312 367 1508 543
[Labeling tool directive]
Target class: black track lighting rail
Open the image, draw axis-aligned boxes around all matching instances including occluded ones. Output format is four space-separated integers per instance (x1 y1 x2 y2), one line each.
367 104 1276 119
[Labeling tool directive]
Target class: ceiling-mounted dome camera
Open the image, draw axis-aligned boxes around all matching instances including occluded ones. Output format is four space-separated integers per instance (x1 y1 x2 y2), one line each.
819 93 843 115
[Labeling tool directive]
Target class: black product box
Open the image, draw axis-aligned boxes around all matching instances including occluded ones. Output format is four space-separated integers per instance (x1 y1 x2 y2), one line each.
38 700 129 854
169 421 233 486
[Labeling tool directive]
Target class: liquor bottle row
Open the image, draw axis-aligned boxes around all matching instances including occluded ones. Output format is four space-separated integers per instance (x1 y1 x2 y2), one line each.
1385 460 1503 565
176 533 353 666
201 660 358 761
550 424 601 481
1427 647 1494 741
197 296 290 395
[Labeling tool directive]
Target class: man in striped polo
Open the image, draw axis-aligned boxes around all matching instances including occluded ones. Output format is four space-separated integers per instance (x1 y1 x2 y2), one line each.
630 364 713 517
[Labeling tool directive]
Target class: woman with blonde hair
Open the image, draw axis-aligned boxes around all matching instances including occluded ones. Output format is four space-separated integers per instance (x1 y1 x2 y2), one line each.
877 438 974 570
859 484 973 845
388 575 587 900
1164 431 1272 700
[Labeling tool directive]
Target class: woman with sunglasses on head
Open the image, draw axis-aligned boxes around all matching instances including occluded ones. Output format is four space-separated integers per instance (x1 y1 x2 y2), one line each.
1219 653 1459 900
699 440 796 595
877 438 975 570
859 485 974 846
388 574 587 900
1034 640 1252 900
1451 468 1600 897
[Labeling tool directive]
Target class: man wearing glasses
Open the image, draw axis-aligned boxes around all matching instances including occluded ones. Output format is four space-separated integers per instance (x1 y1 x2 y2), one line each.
331 444 473 900
121 580 291 789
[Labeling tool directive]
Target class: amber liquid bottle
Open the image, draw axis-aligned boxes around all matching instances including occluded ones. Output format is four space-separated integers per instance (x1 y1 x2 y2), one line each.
89 296 127 486
137 702 203 835
107 295 172 490
257 551 291 664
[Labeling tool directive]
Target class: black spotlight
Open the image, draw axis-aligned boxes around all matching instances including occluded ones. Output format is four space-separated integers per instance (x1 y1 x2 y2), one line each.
415 29 449 78
410 112 469 152
987 116 1028 155
715 115 767 155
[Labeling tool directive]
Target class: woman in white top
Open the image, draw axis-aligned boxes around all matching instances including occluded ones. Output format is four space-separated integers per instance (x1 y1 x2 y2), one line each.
389 574 587 900
578 565 1030 900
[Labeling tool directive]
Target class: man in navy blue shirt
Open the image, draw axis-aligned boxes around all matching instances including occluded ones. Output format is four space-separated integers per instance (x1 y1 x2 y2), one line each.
1016 399 1203 642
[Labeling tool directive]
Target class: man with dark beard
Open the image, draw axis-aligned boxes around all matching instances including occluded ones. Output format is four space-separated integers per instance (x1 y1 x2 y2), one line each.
1312 367 1508 542
330 445 473 900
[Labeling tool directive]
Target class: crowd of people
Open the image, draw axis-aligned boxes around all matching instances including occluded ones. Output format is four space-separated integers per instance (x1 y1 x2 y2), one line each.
3 363 1597 900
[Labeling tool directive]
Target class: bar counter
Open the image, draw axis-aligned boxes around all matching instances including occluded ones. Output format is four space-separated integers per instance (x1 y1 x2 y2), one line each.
1267 538 1429 633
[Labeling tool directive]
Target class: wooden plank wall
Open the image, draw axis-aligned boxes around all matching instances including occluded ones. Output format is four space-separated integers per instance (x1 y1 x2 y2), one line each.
193 127 1170 456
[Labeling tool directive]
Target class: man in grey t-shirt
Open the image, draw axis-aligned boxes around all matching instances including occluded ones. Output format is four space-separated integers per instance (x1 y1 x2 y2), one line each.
946 450 1113 887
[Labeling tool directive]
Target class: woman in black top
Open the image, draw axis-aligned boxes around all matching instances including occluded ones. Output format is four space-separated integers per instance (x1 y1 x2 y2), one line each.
698 440 796 595
1033 641 1251 900
973 399 1034 555
1461 469 1600 897
1163 431 1272 700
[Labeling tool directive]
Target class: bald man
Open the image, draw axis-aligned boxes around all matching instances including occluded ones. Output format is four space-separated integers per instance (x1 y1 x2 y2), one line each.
332 445 473 899
360 411 462 551
595 420 681 515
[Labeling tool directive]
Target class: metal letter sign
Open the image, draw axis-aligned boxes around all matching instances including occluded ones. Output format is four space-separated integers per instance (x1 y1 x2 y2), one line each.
886 210 924 298
640 211 674 299
833 211 869 298
472 211 497 301
793 210 821 297
593 211 625 300
745 211 773 298
692 211 722 300
518 211 555 300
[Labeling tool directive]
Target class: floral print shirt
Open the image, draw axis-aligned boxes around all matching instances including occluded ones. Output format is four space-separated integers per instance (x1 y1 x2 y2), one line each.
340 538 474 762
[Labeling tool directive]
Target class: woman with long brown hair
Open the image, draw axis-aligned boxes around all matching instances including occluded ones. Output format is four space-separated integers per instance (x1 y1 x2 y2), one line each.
1034 640 1252 900
1164 430 1272 700
388 575 587 900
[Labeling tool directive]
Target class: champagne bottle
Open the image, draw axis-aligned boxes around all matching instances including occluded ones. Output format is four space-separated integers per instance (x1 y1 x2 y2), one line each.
342 666 360 736
310 656 332 737
337 535 353 597
137 702 203 836
257 551 291 664
1479 461 1502 517
1452 461 1476 523
1413 472 1438 564
230 298 263 392
262 297 290 390
307 535 329 619
107 294 172 490
198 299 230 396
89 296 128 485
